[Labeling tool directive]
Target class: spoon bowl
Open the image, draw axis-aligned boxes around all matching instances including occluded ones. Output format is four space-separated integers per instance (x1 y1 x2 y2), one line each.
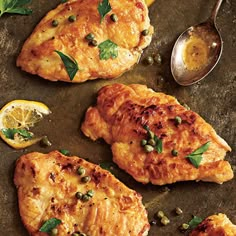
171 0 224 86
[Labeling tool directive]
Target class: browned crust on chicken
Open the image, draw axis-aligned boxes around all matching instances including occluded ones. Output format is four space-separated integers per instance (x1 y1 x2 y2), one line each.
16 0 153 82
14 151 149 236
81 83 233 185
190 213 236 236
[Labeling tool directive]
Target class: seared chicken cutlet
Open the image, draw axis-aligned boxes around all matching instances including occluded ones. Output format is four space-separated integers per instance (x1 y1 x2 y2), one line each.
190 214 236 236
81 83 233 185
14 151 149 236
17 0 153 82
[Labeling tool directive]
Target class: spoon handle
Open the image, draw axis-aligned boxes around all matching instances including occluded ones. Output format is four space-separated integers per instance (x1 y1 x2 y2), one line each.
210 0 224 23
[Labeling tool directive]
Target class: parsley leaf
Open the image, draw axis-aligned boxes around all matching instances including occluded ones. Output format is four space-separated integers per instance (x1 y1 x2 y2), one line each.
59 149 70 156
39 218 61 233
99 162 119 176
0 0 32 17
98 0 111 22
188 216 203 229
55 50 79 81
98 39 118 60
186 142 211 168
1 128 33 140
154 135 163 153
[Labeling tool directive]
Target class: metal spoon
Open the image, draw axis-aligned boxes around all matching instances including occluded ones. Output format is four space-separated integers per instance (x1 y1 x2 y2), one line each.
171 0 224 86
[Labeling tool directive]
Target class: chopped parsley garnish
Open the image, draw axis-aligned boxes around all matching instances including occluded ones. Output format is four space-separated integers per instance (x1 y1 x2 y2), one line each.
0 0 32 17
98 39 118 60
39 218 61 233
59 149 70 156
99 161 118 176
188 216 203 229
1 128 32 140
55 50 79 81
186 142 211 168
97 0 111 22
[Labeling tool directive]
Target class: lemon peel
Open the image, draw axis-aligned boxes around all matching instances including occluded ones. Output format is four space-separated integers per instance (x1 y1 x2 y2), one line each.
0 100 51 149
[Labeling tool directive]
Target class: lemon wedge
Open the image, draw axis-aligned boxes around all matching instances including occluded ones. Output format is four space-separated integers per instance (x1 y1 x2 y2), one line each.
0 100 51 149
145 0 155 7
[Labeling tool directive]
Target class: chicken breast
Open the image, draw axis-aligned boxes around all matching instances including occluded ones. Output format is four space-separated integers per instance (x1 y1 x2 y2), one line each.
16 0 153 83
14 151 149 236
81 83 233 185
190 214 236 236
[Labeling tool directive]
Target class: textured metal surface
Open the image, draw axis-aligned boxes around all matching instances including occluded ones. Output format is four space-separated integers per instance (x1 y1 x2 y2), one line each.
0 0 235 235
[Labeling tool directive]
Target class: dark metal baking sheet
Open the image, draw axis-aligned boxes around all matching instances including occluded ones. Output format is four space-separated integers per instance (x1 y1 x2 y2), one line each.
0 0 235 235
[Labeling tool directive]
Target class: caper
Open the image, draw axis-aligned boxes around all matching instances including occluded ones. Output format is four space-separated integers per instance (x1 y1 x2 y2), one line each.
82 194 90 202
171 149 178 157
175 207 183 215
154 53 162 64
110 13 118 22
141 29 149 36
156 210 165 219
161 216 170 226
144 145 154 153
40 136 52 147
52 20 59 27
50 228 58 236
85 33 95 41
154 53 162 65
87 190 94 197
182 103 191 110
81 176 91 183
147 130 155 139
148 138 156 146
72 233 80 236
68 15 77 22
179 223 189 232
77 166 86 176
75 191 83 200
88 39 98 47
144 56 154 65
175 116 182 125
141 139 147 146
59 149 70 156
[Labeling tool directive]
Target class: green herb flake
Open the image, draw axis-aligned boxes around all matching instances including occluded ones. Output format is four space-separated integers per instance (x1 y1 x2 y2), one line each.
59 149 70 156
143 125 150 132
186 142 211 168
39 218 61 233
0 0 32 17
154 135 162 154
55 50 79 81
98 39 118 60
61 0 68 3
99 162 119 176
188 216 203 229
97 0 111 22
1 128 33 140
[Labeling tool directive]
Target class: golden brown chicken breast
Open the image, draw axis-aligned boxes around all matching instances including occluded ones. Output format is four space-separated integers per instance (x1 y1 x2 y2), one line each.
81 83 233 185
17 0 153 82
190 214 236 236
14 151 150 236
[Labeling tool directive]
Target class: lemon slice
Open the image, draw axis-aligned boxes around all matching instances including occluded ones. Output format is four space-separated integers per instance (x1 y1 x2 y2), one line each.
0 100 51 149
145 0 155 7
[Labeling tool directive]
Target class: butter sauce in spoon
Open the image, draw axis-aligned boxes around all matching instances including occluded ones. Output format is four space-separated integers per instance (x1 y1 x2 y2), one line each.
171 0 224 86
